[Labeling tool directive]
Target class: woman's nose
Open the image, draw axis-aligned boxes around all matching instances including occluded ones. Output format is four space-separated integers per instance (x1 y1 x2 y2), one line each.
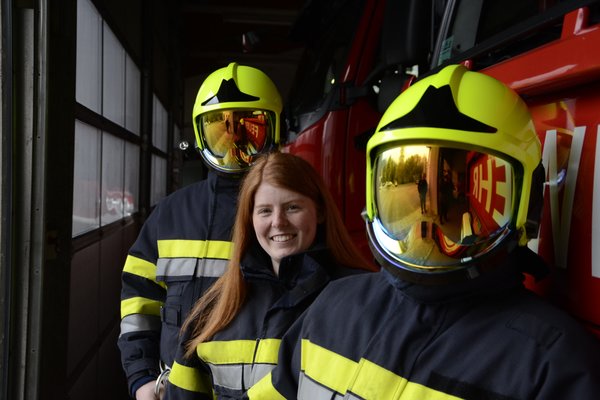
271 210 288 228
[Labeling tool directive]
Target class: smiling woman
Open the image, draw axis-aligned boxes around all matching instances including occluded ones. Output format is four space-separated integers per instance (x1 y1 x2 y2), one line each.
164 152 376 400
252 182 319 275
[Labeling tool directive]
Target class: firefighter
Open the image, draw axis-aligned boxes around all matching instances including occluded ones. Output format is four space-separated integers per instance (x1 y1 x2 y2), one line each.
118 62 282 400
246 64 600 399
163 152 373 400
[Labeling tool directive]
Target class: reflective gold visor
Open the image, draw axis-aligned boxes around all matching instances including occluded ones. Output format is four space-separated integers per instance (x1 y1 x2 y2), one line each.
198 108 274 156
372 144 515 269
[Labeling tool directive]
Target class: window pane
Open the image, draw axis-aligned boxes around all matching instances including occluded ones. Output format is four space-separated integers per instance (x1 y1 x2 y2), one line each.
76 0 102 112
284 0 365 137
73 120 101 236
125 142 139 215
152 95 168 152
125 54 140 135
151 155 167 206
437 0 573 66
103 23 125 126
101 133 125 226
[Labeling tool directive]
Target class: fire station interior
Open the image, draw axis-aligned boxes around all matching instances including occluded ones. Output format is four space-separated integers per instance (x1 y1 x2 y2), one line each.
3 0 600 399
2 0 306 398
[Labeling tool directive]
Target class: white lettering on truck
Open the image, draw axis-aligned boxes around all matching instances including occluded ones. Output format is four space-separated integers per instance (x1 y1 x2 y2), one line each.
530 127 586 271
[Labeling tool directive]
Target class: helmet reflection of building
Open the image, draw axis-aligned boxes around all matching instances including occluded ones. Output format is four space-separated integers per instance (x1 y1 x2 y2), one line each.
364 64 545 284
192 62 283 174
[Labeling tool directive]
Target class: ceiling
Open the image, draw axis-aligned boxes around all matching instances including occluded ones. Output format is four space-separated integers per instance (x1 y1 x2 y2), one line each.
179 0 308 79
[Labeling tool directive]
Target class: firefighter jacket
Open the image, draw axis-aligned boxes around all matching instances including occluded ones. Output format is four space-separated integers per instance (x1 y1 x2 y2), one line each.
248 248 600 399
165 244 366 400
118 171 240 396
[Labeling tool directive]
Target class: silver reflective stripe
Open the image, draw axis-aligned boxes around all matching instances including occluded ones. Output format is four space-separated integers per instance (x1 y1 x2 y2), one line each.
156 257 196 279
208 363 275 391
298 372 344 400
156 258 229 280
119 313 161 336
248 364 275 387
208 364 244 391
194 258 229 278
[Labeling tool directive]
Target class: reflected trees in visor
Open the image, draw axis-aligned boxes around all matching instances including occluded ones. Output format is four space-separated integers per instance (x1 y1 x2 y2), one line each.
374 145 514 268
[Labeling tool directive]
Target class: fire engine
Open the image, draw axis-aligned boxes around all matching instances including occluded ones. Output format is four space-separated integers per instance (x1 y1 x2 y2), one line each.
283 0 600 337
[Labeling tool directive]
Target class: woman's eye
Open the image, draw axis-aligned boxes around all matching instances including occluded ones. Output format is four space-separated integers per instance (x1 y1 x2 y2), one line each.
256 208 271 215
286 204 300 212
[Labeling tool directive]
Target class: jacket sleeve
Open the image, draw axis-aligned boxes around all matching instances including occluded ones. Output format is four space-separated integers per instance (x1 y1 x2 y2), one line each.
246 313 306 400
118 207 167 396
164 324 214 400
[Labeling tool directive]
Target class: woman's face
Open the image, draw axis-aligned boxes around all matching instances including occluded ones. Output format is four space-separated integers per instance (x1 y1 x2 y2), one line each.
252 182 319 275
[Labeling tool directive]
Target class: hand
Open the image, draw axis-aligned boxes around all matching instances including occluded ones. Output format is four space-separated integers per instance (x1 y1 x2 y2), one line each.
135 380 158 400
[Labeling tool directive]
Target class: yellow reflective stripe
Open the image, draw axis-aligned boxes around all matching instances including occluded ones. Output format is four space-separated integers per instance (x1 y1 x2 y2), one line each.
247 372 286 400
122 255 166 289
158 239 233 259
197 339 281 365
198 340 255 364
301 339 358 394
302 340 463 400
120 296 163 319
169 360 212 394
350 358 407 398
350 358 462 399
255 339 281 364
400 381 463 399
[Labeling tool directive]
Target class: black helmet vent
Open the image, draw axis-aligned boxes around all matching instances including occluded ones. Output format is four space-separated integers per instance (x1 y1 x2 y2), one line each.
380 85 497 134
202 78 260 106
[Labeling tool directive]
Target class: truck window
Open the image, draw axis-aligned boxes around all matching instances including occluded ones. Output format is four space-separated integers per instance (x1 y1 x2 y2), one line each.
434 0 599 69
284 0 365 140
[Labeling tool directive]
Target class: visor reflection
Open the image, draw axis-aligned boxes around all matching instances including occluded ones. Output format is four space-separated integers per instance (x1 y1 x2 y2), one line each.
374 145 513 267
199 109 273 159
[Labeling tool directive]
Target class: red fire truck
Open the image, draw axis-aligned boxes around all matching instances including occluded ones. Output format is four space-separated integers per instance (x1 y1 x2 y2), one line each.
283 0 443 257
283 0 600 337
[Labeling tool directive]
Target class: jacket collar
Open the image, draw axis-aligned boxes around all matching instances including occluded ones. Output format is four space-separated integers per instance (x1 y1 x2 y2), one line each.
382 247 539 303
240 243 332 283
207 169 242 192
240 243 335 305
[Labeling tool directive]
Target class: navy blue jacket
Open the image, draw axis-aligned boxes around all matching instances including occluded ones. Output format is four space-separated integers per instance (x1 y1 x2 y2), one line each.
249 249 600 399
165 245 367 400
118 171 240 396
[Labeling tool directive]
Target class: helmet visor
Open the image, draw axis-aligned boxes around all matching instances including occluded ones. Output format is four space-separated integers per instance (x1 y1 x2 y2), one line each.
372 144 515 270
197 109 275 169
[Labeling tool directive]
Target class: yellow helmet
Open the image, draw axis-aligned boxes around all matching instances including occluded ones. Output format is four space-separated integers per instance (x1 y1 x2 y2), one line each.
364 64 544 283
192 62 282 173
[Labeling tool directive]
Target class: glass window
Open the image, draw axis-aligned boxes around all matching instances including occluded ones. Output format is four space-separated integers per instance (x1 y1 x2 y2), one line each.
75 0 102 112
124 142 140 215
153 95 168 152
151 155 167 206
436 0 587 67
73 0 145 237
101 133 125 226
102 23 125 126
125 55 141 135
284 0 365 137
72 121 101 236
